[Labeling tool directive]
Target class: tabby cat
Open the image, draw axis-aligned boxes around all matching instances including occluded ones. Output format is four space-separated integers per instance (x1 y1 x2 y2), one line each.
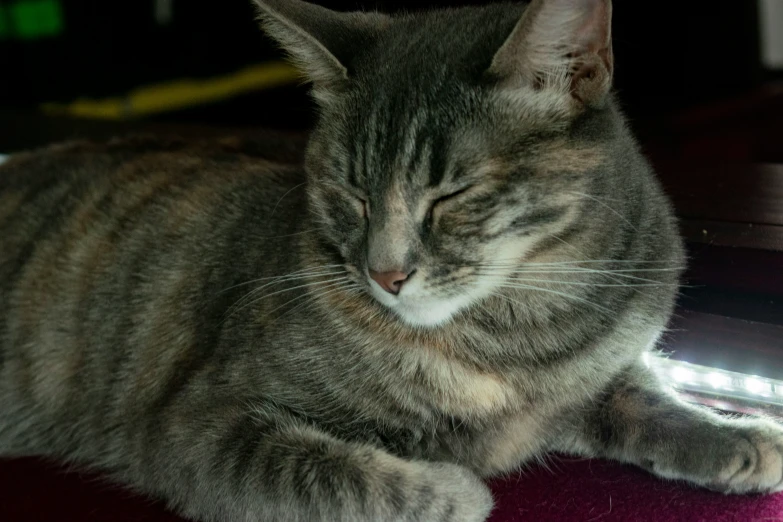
2 1 783 521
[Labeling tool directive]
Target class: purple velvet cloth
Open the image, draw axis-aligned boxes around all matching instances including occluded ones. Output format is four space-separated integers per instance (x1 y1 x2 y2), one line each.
2 456 782 521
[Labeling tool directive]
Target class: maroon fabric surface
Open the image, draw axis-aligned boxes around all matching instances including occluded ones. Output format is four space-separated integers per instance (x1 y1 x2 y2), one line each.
2 457 782 521
487 458 783 522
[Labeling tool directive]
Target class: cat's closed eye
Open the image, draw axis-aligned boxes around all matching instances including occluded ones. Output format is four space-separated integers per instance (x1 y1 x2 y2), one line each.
428 186 474 225
348 192 369 219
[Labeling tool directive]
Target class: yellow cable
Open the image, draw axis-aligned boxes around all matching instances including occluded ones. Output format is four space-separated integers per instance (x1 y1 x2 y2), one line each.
41 61 301 120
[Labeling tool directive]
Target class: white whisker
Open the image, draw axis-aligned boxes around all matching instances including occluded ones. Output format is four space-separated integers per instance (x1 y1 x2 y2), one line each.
244 277 350 308
223 267 346 312
495 283 614 314
514 267 683 274
505 277 670 288
570 191 638 231
545 234 628 286
478 266 678 285
220 265 345 294
259 228 322 240
476 259 680 267
224 276 350 322
270 182 307 218
267 281 361 320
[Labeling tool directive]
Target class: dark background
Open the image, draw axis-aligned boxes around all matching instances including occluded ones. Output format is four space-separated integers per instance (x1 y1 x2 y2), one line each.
0 0 773 148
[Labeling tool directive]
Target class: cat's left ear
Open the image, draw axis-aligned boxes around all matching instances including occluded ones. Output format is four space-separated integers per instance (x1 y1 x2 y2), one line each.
488 0 614 110
252 0 390 104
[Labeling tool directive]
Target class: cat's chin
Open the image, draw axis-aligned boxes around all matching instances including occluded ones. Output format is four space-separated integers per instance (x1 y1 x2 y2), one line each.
371 291 472 329
394 303 460 328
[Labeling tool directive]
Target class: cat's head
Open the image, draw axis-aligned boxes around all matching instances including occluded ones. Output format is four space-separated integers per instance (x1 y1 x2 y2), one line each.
254 0 615 328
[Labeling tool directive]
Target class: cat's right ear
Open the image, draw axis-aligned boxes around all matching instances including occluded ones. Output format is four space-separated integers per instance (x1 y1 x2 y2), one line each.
487 0 614 113
252 0 389 104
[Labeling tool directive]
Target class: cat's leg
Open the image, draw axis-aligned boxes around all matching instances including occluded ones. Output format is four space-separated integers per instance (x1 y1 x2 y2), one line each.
556 362 783 494
130 402 493 522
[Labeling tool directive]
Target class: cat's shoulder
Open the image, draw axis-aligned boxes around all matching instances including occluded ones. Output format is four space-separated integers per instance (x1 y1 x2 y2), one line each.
1 133 307 188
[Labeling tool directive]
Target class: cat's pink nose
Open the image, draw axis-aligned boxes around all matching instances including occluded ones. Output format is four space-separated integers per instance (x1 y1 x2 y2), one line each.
369 270 412 295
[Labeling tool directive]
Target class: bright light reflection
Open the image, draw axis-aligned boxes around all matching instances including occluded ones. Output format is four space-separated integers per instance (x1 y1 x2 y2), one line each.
745 378 773 396
672 367 694 383
708 372 732 389
648 353 783 408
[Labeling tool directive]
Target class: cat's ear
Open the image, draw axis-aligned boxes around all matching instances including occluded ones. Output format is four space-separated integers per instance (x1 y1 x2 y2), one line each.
488 0 614 110
252 0 389 103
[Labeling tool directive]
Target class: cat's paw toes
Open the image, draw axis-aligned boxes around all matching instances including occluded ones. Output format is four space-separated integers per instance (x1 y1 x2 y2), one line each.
421 462 493 522
712 421 783 494
650 419 783 495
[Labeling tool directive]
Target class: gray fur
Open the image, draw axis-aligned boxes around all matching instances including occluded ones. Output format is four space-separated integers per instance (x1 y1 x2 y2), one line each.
1 1 782 521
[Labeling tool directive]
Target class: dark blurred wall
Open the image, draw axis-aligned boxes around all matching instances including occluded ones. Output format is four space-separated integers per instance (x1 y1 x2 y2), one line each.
0 0 764 130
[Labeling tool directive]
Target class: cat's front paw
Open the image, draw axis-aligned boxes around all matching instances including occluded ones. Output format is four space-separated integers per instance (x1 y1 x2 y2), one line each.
415 462 493 522
712 420 783 494
650 418 783 495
